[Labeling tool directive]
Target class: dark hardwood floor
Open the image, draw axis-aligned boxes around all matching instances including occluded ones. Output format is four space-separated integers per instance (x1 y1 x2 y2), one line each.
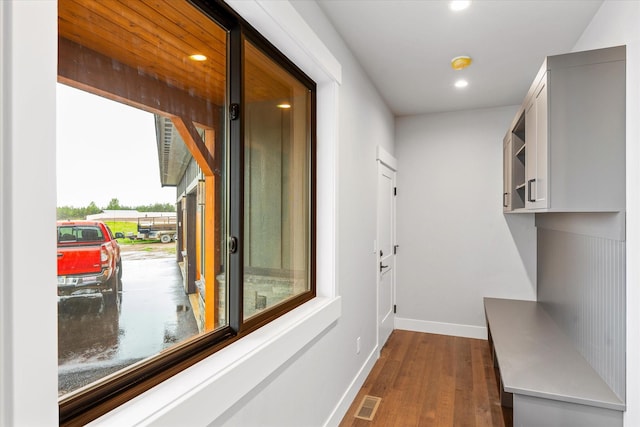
339 330 513 427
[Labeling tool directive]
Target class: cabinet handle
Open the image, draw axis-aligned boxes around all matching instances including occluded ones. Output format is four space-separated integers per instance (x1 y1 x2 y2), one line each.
503 192 508 208
527 179 536 202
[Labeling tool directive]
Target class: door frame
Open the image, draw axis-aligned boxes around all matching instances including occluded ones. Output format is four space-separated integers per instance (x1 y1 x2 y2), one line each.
376 146 397 350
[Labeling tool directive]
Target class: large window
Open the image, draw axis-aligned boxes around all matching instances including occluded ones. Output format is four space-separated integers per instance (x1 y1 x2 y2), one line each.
56 0 315 424
242 40 313 325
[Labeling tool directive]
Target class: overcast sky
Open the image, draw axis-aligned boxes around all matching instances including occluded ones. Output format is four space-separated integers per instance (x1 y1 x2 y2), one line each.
56 84 176 208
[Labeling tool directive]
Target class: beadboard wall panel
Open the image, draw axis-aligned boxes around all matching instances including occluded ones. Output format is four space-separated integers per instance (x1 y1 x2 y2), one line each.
537 213 625 401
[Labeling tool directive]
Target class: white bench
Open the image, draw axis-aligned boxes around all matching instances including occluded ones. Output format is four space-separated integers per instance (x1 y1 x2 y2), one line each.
484 298 624 427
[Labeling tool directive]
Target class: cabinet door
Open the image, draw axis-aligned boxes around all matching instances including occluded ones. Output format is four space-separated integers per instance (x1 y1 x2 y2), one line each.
503 133 512 212
534 79 548 207
524 76 549 209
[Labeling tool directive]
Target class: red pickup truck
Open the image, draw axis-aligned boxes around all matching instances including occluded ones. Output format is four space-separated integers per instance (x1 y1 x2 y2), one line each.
57 220 122 306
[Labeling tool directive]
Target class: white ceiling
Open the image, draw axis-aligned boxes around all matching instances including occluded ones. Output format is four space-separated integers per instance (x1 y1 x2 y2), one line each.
315 0 603 116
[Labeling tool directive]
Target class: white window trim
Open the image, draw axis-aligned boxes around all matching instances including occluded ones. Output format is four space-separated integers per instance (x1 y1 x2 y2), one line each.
92 297 341 425
1 1 59 425
87 1 342 425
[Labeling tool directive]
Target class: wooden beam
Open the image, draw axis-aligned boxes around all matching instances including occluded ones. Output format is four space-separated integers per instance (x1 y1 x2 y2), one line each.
204 175 217 331
58 37 220 129
170 116 215 176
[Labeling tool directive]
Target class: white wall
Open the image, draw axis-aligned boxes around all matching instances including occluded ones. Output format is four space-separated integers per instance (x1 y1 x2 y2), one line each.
0 2 59 425
395 106 537 338
571 2 640 425
1 1 395 426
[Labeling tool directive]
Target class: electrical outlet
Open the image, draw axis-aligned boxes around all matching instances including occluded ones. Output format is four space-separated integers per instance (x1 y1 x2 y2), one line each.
356 336 361 354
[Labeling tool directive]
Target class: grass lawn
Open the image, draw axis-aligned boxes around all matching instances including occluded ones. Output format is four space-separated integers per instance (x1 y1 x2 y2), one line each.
104 221 175 253
104 220 137 235
103 220 166 246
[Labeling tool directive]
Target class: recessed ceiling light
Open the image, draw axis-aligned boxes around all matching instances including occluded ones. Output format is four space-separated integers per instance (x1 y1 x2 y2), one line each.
450 0 471 11
454 79 469 88
189 54 207 62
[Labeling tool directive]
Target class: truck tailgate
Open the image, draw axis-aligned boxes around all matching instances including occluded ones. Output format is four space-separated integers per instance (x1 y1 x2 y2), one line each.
57 245 102 276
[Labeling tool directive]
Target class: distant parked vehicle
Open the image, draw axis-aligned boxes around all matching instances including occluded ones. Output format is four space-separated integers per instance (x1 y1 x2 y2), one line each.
57 220 122 306
134 216 177 243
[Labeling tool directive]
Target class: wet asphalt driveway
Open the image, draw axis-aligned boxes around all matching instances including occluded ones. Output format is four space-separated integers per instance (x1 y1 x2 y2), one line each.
58 244 198 396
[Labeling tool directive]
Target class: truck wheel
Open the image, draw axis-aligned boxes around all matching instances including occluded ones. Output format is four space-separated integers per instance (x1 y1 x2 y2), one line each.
117 259 123 281
103 276 120 311
160 234 172 243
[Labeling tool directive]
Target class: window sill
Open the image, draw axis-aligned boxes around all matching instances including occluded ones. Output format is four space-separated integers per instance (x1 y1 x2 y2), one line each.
88 296 342 426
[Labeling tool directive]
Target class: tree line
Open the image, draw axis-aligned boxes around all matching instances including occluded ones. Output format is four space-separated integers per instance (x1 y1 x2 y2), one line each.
57 198 175 220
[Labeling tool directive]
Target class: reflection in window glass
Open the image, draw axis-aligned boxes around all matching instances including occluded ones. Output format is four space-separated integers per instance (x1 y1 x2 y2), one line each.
243 40 311 320
57 0 227 397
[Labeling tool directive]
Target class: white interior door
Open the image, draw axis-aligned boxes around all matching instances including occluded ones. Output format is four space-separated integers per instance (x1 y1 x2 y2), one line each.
377 160 396 349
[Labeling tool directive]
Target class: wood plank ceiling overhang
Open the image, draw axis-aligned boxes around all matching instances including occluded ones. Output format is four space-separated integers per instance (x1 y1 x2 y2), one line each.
58 0 300 185
58 0 227 185
58 0 228 114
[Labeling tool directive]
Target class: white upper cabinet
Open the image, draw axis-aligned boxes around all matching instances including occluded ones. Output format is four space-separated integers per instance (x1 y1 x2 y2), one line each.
503 45 625 213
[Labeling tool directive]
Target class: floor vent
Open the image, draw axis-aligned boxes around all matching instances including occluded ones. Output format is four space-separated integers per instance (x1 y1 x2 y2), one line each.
354 395 382 421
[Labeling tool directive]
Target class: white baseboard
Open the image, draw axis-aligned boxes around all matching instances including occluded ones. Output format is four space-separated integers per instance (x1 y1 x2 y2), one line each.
395 317 487 340
324 345 380 427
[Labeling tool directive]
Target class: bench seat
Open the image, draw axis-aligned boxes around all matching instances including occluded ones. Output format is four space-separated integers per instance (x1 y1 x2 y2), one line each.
484 297 624 426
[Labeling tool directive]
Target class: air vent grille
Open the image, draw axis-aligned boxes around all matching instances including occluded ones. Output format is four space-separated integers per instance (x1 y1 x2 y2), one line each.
354 395 381 421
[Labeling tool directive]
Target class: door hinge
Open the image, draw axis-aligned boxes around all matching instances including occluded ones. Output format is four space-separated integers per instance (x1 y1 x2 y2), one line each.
230 103 240 121
393 304 397 314
393 245 399 255
394 187 397 196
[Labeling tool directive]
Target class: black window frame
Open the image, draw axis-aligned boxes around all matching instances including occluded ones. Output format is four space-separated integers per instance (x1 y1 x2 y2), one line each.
58 1 316 424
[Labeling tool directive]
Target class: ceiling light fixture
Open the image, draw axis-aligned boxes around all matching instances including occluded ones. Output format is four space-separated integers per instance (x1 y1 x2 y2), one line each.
277 103 291 109
451 56 472 70
189 54 207 62
454 79 469 88
449 0 471 11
